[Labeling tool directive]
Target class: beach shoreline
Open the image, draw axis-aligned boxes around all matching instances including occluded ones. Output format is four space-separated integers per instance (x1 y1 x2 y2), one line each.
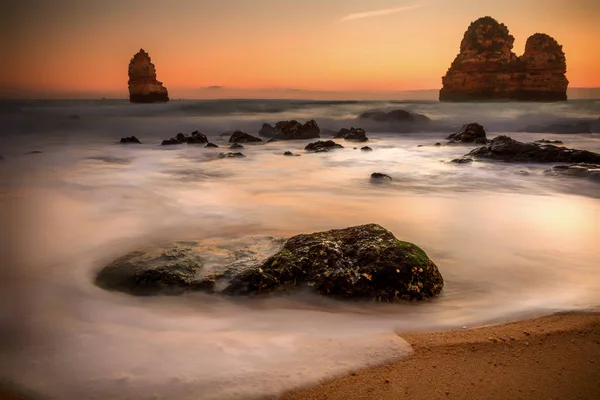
281 311 600 400
2 312 599 400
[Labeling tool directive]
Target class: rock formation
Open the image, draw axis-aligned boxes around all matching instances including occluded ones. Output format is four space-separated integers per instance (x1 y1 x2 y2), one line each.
259 120 321 140
128 49 169 103
462 135 600 163
440 16 568 101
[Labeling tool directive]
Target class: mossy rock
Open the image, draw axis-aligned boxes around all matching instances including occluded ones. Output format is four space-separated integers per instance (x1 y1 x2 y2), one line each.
224 224 444 301
95 247 214 295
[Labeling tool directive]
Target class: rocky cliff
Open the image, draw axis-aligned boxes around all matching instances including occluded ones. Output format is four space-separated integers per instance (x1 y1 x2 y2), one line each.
128 49 169 103
439 17 568 102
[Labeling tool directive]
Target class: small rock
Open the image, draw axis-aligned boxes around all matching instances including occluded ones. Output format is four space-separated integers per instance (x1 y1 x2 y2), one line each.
120 136 142 144
187 131 208 144
446 123 488 144
451 158 473 164
434 142 441 146
361 146 373 151
205 143 219 148
218 152 246 159
283 151 294 156
229 131 262 143
161 138 182 145
230 143 244 149
370 172 392 181
305 140 343 152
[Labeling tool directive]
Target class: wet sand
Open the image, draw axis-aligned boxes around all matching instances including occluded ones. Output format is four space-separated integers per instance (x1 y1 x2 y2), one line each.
1 312 599 400
282 312 600 400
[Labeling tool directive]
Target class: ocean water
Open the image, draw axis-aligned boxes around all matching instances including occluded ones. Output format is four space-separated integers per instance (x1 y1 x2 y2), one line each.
1 99 599 399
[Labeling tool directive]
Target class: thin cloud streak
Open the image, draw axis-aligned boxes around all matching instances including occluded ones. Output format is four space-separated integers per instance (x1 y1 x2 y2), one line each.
340 3 423 22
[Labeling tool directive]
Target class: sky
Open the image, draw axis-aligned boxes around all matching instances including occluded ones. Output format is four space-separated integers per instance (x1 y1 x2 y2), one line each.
1 0 599 99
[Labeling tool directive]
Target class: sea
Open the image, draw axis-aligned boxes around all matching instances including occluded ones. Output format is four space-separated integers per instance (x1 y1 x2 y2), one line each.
1 98 599 399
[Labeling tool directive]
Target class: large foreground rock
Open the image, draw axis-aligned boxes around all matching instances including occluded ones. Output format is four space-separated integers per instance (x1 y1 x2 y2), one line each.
95 226 444 302
225 224 444 301
464 135 600 163
128 49 169 103
259 120 320 140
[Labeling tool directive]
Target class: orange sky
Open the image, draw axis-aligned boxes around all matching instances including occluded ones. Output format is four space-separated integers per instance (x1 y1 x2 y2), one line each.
2 0 599 99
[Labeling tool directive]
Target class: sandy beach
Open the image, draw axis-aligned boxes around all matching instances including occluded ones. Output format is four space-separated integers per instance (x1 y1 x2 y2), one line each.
282 312 600 400
1 312 598 400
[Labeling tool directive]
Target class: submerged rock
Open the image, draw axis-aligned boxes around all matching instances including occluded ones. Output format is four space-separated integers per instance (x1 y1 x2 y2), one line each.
225 224 443 301
161 138 182 145
260 120 321 140
447 123 488 144
95 247 213 295
451 158 473 164
466 135 600 163
128 49 169 103
434 142 442 146
535 139 563 145
218 152 246 159
120 136 142 144
358 109 430 124
334 127 369 142
205 143 219 148
544 163 600 181
283 151 300 157
361 146 373 151
370 173 392 182
230 143 244 149
305 140 343 152
522 121 591 134
229 131 262 143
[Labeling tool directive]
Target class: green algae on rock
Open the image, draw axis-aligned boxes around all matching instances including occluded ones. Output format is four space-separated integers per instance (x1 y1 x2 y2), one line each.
224 224 444 301
95 247 214 295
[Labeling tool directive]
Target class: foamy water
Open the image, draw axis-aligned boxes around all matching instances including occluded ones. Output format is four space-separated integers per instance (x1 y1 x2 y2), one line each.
1 99 599 399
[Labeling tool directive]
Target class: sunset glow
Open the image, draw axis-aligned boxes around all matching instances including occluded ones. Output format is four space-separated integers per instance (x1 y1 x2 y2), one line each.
3 0 600 98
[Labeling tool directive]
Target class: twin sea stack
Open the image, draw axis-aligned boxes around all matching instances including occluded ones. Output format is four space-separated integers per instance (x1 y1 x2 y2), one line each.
440 16 568 102
128 49 169 103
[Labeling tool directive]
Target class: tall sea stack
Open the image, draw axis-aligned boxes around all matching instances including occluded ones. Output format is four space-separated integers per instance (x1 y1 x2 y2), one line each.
128 49 169 103
439 16 568 102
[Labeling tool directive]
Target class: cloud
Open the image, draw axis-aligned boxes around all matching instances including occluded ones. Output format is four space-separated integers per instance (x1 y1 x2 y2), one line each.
339 3 423 22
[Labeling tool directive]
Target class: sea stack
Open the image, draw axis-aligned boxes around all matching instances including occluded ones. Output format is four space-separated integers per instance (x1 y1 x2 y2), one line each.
128 49 169 103
439 16 568 102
